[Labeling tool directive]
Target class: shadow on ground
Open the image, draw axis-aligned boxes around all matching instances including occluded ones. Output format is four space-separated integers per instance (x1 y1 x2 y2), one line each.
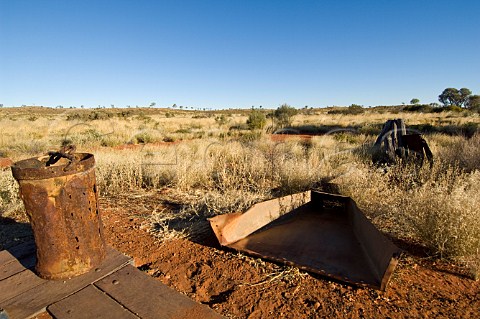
0 216 33 251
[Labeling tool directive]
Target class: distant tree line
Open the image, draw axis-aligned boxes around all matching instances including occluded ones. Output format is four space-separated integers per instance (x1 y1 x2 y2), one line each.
405 88 480 113
438 88 479 110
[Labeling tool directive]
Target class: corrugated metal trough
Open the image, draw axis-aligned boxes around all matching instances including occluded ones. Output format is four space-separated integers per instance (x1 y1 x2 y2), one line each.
209 191 401 290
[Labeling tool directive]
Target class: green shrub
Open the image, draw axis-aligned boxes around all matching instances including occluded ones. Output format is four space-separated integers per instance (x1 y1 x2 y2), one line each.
133 132 154 144
347 104 365 114
194 131 205 139
229 123 250 131
403 104 434 113
66 111 114 121
66 113 83 121
246 110 267 130
118 110 133 118
90 111 113 120
163 136 176 143
462 123 479 138
215 114 229 126
175 128 192 134
327 104 365 115
239 131 262 143
443 105 463 112
274 104 298 127
136 113 153 123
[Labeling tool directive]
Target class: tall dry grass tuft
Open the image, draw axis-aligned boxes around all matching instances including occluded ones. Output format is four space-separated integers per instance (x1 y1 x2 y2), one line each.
94 137 342 197
436 133 480 172
149 189 268 242
335 159 480 278
0 171 24 220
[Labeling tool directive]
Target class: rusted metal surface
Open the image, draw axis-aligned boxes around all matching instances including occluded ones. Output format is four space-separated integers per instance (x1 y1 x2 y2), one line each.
209 191 401 290
211 192 311 246
11 150 106 280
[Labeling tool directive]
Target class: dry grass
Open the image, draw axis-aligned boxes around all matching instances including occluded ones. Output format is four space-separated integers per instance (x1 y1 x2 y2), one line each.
1 107 479 278
334 150 480 278
436 133 480 172
92 133 480 279
0 171 24 220
1 106 478 159
93 136 347 197
293 111 480 128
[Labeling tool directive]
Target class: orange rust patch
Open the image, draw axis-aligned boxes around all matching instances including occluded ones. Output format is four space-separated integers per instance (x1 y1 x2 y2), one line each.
270 134 313 142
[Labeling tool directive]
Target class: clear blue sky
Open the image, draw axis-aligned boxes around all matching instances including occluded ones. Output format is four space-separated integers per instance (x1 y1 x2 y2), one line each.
1 0 479 109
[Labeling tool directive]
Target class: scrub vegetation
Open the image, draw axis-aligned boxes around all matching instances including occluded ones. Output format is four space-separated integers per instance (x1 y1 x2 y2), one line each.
0 105 479 278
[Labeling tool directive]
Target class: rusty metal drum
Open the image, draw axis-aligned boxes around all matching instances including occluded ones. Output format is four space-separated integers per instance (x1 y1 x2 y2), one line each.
11 151 106 279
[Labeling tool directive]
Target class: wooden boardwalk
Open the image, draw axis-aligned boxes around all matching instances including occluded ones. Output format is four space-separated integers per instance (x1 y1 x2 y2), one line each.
0 242 222 319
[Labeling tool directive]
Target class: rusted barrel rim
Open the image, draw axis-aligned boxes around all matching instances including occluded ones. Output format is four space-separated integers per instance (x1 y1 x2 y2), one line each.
11 153 95 180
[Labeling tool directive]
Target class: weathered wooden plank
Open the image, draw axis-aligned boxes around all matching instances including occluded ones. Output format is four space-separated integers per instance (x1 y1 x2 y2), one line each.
1 247 131 319
48 285 139 319
0 268 45 304
2 241 36 261
0 253 36 280
0 241 36 267
0 250 20 276
95 265 223 319
0 250 15 268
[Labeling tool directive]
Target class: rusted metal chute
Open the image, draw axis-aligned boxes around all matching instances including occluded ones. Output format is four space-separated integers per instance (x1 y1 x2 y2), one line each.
210 191 401 290
11 146 106 280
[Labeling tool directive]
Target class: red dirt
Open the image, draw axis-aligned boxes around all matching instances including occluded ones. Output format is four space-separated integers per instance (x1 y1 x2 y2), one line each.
26 190 479 318
95 191 479 319
0 158 13 169
32 312 53 319
270 134 313 143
